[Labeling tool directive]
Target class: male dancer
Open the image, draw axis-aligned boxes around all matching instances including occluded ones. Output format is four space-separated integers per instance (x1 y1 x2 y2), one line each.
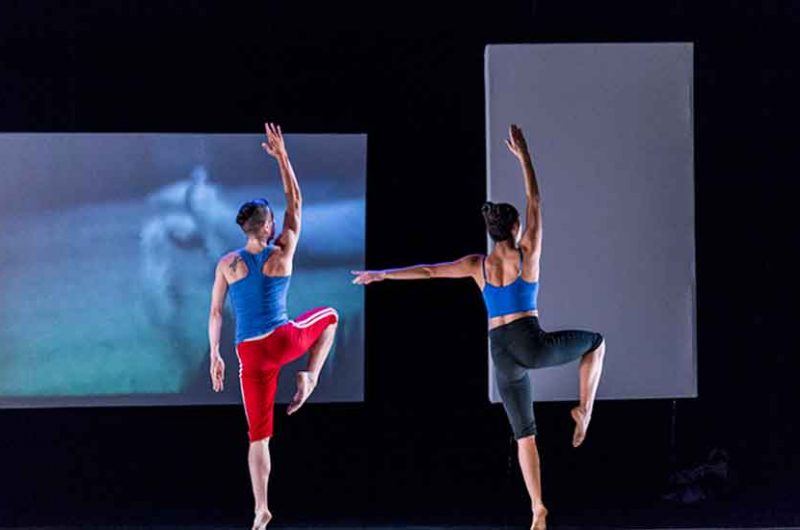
208 123 339 529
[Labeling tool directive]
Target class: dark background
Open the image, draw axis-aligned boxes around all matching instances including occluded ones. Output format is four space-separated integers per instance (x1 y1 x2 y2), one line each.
1 1 797 527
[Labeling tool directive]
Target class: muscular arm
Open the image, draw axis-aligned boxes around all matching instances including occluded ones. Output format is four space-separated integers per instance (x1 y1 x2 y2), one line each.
262 123 301 258
208 264 228 359
208 263 228 392
507 125 542 256
352 255 482 285
519 152 542 255
276 152 302 238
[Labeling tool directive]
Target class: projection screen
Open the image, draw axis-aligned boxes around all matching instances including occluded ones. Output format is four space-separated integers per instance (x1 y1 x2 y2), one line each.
486 43 696 402
0 133 365 408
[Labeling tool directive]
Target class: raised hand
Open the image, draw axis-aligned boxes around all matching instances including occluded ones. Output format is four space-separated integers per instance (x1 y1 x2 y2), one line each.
504 124 530 161
261 122 287 159
351 270 387 285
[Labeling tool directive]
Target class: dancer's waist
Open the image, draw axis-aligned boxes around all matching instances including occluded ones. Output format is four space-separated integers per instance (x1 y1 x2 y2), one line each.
488 310 539 331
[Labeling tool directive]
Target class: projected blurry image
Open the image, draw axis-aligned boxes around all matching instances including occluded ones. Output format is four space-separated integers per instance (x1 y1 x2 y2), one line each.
0 133 366 407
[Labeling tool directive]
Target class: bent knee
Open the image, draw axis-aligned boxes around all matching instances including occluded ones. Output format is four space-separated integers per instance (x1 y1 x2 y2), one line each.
587 333 605 358
312 306 339 327
325 307 340 325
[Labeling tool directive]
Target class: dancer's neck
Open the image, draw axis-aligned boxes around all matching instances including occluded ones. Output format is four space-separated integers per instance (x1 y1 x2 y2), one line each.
244 238 268 254
492 239 519 258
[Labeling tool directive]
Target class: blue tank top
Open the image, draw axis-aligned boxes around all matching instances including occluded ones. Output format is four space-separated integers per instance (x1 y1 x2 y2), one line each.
227 246 290 343
481 251 539 318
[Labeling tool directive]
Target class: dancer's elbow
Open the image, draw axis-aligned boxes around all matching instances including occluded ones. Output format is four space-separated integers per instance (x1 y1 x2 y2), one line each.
420 266 436 279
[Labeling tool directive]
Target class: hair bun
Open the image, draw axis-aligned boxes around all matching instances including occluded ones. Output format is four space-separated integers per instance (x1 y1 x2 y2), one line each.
235 210 247 226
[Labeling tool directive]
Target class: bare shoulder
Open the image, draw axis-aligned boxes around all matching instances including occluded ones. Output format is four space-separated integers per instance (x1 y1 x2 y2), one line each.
274 228 299 254
517 243 541 280
218 251 247 280
218 251 240 269
269 232 299 265
459 253 485 278
264 243 292 275
462 253 484 267
462 254 485 285
518 239 535 255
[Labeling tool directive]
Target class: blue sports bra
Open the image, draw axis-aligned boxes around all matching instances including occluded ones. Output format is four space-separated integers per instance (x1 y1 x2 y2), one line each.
480 250 539 318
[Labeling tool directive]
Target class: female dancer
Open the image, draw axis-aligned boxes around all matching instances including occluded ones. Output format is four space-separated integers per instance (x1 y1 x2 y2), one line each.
353 125 605 530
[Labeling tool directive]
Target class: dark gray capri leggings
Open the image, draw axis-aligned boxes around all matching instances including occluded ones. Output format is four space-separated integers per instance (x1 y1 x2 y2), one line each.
490 316 603 440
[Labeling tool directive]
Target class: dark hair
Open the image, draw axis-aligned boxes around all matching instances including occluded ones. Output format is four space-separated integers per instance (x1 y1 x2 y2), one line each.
236 198 274 239
481 201 520 242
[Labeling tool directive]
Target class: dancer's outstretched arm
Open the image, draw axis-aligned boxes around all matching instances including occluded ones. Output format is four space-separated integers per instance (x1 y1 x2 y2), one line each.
352 254 482 285
262 122 302 261
506 124 542 272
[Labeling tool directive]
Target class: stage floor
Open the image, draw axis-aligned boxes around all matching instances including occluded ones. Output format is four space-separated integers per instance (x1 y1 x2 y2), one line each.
6 524 800 530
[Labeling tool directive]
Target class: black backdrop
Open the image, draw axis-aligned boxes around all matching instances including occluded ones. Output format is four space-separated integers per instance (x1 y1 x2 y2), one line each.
1 1 797 527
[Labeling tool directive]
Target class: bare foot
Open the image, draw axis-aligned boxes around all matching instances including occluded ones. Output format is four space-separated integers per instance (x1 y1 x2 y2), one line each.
571 406 591 447
252 509 272 530
531 505 548 530
287 371 317 415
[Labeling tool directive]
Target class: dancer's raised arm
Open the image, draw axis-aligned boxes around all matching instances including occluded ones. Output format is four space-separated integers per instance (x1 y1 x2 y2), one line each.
262 122 302 260
506 124 542 260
